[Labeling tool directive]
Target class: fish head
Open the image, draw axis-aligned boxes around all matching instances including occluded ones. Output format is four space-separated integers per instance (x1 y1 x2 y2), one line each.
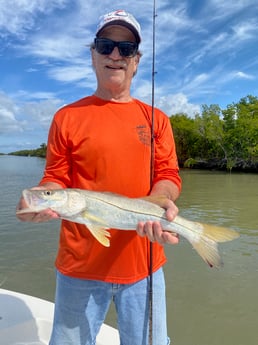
22 188 68 212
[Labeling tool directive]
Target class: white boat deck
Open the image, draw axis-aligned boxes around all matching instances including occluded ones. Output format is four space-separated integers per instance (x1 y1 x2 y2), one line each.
0 288 119 345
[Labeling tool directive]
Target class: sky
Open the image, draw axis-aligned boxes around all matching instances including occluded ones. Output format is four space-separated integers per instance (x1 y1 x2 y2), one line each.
0 0 258 153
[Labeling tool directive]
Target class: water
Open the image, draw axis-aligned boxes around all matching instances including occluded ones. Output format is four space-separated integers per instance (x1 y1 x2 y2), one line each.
165 170 258 345
0 156 257 345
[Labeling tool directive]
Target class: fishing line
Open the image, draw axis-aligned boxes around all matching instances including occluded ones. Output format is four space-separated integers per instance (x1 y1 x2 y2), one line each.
149 0 157 344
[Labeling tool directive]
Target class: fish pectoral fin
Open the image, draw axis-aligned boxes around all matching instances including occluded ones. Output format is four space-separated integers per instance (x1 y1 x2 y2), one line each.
87 225 111 247
80 210 111 247
81 210 108 227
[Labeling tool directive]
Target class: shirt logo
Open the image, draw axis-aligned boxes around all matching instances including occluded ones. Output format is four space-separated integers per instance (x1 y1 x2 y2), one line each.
136 125 151 146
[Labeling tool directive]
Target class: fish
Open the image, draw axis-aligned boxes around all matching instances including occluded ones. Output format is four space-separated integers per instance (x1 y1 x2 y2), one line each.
16 188 240 268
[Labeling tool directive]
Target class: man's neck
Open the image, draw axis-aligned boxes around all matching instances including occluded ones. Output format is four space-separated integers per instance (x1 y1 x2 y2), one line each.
94 87 133 103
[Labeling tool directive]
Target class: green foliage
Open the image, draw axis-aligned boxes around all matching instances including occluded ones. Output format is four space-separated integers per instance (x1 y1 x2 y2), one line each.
9 143 47 158
170 113 199 164
222 95 258 163
183 158 197 168
170 95 258 171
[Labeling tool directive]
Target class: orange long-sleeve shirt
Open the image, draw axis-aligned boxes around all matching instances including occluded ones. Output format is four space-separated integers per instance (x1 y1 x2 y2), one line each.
40 95 181 283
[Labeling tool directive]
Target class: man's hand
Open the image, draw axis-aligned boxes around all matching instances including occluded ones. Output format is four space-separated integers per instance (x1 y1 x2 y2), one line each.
136 197 179 245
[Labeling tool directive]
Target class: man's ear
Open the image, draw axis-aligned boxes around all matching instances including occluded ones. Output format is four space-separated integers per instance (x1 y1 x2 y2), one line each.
133 53 141 76
91 48 96 69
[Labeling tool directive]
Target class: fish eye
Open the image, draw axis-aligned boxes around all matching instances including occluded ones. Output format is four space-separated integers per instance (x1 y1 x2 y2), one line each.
44 190 52 196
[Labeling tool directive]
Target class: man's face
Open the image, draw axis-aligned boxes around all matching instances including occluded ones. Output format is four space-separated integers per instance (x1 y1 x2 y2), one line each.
91 25 140 92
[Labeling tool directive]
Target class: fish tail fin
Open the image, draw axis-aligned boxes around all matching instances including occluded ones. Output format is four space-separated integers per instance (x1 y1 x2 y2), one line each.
201 223 240 243
189 223 240 268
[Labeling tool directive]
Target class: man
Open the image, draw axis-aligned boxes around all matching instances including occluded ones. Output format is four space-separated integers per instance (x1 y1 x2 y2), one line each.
17 10 181 345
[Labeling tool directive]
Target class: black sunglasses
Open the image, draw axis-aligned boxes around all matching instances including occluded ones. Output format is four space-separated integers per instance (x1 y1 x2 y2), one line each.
94 38 138 58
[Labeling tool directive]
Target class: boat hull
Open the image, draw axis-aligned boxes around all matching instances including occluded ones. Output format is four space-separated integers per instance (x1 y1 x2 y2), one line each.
0 288 119 345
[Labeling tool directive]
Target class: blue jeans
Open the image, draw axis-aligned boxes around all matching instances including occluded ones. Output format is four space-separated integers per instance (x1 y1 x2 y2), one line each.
49 269 170 345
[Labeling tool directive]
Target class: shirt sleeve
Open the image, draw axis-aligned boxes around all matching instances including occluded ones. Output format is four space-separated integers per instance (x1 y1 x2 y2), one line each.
39 111 72 188
153 110 182 192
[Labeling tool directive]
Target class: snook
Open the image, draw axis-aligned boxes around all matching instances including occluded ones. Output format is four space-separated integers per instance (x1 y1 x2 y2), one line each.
17 188 240 268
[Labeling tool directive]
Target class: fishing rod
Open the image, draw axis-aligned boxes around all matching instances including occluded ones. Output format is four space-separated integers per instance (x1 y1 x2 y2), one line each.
149 0 157 344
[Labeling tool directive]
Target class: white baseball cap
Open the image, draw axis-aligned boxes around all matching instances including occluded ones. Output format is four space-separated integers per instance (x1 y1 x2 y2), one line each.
96 10 141 43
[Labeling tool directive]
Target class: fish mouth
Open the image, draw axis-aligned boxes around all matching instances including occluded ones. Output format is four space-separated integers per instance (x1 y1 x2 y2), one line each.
22 189 44 209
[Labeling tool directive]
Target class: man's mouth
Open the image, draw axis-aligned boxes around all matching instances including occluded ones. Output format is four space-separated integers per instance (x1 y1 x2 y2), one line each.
106 65 124 70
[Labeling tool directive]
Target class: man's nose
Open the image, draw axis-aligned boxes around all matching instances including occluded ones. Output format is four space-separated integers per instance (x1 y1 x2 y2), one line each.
109 46 122 59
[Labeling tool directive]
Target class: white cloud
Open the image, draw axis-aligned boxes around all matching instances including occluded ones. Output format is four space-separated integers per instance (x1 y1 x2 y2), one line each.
216 70 256 85
14 90 58 101
21 98 63 130
232 21 258 40
156 93 200 117
0 92 23 134
0 0 68 37
234 71 255 80
179 73 211 97
133 81 201 117
23 35 89 61
206 0 257 20
48 64 92 83
0 90 63 137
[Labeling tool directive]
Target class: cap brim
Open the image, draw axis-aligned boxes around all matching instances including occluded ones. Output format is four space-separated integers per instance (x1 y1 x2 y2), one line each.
96 21 141 43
